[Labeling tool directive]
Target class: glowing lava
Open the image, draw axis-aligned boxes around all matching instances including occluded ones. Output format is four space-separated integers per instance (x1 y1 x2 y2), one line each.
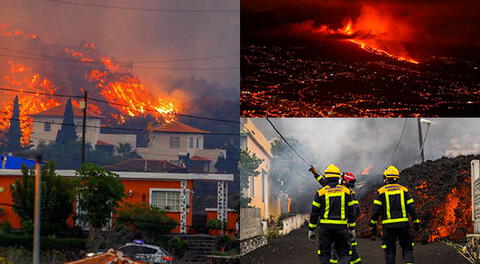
361 165 373 175
0 24 178 146
0 61 60 145
338 19 419 64
294 5 419 64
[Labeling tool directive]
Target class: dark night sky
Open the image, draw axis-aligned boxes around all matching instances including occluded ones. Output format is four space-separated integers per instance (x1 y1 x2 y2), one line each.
242 0 480 53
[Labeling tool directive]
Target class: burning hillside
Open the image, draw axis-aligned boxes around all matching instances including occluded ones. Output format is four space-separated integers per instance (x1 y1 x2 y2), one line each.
0 24 178 145
357 155 477 243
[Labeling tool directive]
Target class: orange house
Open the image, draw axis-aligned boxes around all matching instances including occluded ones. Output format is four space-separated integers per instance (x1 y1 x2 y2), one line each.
0 169 233 234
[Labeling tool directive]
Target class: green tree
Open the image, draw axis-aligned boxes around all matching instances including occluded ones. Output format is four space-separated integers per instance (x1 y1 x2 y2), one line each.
239 149 262 208
10 162 77 235
117 203 177 243
115 143 142 160
56 99 77 144
6 96 22 152
76 163 125 239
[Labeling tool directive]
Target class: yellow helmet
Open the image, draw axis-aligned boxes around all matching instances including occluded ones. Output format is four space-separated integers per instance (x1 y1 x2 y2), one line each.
324 164 341 178
384 165 400 179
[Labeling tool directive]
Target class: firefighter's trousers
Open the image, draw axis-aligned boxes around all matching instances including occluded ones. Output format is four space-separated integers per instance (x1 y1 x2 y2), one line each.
382 226 414 264
317 227 350 264
330 240 362 264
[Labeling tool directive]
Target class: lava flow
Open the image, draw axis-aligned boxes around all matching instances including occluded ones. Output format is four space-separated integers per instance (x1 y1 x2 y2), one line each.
0 61 60 145
0 24 179 146
294 5 419 64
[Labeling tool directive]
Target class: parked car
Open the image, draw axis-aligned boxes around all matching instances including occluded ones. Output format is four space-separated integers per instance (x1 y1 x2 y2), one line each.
118 241 174 264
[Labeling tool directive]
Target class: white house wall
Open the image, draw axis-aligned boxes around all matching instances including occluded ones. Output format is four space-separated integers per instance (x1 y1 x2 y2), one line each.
30 116 101 148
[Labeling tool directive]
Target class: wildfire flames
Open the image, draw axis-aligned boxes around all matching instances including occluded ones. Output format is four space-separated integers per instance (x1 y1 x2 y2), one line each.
292 5 419 64
0 24 178 146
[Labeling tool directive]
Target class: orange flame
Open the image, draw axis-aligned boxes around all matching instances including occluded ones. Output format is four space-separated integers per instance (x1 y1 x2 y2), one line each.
361 165 373 175
0 24 37 39
0 24 178 146
0 61 60 145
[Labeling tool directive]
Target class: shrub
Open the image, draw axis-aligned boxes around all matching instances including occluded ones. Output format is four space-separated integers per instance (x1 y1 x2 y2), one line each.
207 219 223 229
117 203 177 244
0 221 12 234
163 237 189 258
218 235 233 247
0 233 87 251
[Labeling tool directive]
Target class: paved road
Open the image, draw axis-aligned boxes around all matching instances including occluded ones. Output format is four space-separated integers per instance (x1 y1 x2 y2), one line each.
242 227 469 264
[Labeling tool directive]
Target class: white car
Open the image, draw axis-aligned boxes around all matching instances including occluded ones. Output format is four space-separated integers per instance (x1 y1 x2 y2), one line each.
118 241 174 264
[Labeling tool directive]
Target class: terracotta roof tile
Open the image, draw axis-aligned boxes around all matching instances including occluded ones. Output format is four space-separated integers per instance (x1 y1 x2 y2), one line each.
150 121 209 134
96 140 114 146
30 104 102 118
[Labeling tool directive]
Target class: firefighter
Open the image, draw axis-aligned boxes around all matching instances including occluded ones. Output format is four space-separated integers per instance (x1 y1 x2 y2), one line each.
308 164 358 264
330 172 362 264
370 165 420 264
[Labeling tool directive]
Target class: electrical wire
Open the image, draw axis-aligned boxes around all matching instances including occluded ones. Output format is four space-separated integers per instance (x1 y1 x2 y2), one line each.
376 118 409 177
265 118 311 166
0 87 240 124
47 0 240 13
0 53 239 71
0 46 238 64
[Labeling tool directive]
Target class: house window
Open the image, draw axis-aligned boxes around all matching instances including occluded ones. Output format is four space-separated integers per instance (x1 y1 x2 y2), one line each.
44 122 51 132
169 136 180 149
151 190 181 212
196 137 200 149
189 137 194 149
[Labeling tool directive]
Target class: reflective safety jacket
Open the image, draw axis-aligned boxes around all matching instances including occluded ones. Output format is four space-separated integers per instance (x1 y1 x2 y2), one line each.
370 183 420 227
308 184 359 230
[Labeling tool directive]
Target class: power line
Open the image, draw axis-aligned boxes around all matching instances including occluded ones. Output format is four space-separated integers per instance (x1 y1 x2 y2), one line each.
88 97 240 124
0 87 82 99
265 118 311 166
0 87 240 124
0 53 239 71
0 46 238 64
47 0 240 13
376 118 409 177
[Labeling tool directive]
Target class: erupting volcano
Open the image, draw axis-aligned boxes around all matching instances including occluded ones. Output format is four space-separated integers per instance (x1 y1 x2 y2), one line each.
0 24 178 146
292 5 419 64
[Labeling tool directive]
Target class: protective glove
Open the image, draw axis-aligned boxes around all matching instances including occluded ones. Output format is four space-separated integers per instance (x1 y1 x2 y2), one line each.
309 166 318 175
308 230 316 242
348 229 356 240
369 223 377 237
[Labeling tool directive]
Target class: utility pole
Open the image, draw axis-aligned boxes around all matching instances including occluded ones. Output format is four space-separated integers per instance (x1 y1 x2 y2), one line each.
33 155 42 264
81 91 87 164
417 118 424 163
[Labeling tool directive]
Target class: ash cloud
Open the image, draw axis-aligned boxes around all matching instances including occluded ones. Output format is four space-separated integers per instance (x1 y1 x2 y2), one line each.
253 118 480 198
0 0 239 98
